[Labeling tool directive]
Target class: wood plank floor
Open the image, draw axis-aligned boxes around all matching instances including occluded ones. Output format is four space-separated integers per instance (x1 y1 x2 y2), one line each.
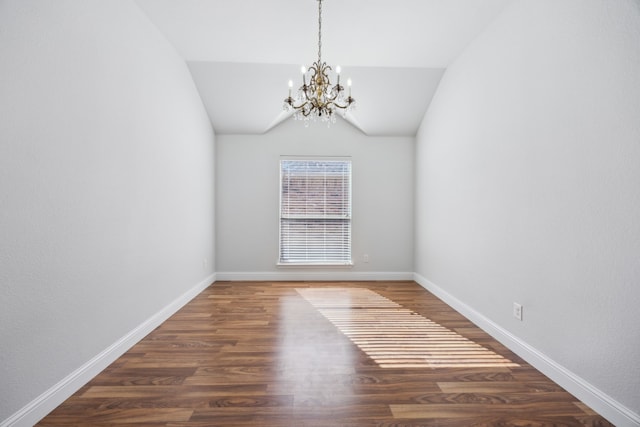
38 281 614 426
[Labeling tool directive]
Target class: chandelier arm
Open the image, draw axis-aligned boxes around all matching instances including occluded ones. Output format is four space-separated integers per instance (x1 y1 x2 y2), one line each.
327 100 353 110
302 105 314 117
290 99 310 110
301 85 312 102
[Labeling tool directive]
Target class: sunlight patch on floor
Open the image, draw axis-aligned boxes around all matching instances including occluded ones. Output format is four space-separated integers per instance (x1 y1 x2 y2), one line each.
296 288 519 369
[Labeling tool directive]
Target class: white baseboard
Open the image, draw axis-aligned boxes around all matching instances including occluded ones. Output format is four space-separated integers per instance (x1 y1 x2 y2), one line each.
413 273 640 427
215 271 414 282
1 273 216 427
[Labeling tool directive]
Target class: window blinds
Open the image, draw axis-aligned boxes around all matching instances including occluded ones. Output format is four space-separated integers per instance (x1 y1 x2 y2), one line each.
279 159 352 265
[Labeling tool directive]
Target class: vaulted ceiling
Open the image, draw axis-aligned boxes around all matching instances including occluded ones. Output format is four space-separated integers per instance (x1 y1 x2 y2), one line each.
135 0 513 136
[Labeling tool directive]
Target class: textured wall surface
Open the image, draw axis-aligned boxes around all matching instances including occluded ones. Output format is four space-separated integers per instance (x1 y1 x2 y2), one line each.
415 0 640 420
216 119 414 279
0 0 215 422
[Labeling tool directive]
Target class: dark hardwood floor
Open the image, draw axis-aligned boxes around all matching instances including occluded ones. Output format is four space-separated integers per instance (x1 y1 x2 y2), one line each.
38 281 613 426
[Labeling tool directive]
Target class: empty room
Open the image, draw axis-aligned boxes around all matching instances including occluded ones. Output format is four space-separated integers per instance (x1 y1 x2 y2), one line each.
1 0 639 426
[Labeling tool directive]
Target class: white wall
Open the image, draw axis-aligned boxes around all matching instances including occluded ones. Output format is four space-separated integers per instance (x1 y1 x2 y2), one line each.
415 0 640 424
216 119 414 280
0 1 215 424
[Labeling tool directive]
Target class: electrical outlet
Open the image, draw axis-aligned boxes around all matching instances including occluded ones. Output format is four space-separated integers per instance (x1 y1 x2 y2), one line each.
203 258 208 270
513 302 523 321
363 254 369 263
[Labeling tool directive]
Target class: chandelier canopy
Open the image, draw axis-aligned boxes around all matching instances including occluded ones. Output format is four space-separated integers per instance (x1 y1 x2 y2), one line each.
283 0 355 124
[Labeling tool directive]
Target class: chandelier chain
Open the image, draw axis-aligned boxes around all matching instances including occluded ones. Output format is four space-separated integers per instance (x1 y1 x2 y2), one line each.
317 0 322 63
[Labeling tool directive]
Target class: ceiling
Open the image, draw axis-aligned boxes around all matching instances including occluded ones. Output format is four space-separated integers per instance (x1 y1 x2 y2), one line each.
135 0 513 136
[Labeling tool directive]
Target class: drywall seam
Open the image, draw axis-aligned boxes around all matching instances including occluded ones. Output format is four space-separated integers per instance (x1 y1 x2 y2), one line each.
413 273 640 427
0 273 216 427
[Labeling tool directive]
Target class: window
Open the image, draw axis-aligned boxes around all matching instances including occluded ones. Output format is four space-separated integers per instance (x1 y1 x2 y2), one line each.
279 159 352 265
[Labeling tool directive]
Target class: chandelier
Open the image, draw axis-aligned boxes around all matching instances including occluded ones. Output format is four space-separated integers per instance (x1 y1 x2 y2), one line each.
283 0 355 124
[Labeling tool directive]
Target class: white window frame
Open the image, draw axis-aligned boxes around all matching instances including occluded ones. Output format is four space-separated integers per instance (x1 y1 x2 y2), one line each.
278 158 353 266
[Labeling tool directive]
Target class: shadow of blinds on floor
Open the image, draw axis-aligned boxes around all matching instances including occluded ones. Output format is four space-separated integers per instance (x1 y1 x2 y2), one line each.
296 287 520 369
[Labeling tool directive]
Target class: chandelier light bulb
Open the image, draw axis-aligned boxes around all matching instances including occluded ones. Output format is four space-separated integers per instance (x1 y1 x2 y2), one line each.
301 66 307 74
336 65 341 74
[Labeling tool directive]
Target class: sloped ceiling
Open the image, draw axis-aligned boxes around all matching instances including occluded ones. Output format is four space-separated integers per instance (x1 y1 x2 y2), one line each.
135 0 512 136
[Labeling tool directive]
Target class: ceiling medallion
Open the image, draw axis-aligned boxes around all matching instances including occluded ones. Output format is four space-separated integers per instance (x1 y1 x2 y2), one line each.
283 0 355 125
